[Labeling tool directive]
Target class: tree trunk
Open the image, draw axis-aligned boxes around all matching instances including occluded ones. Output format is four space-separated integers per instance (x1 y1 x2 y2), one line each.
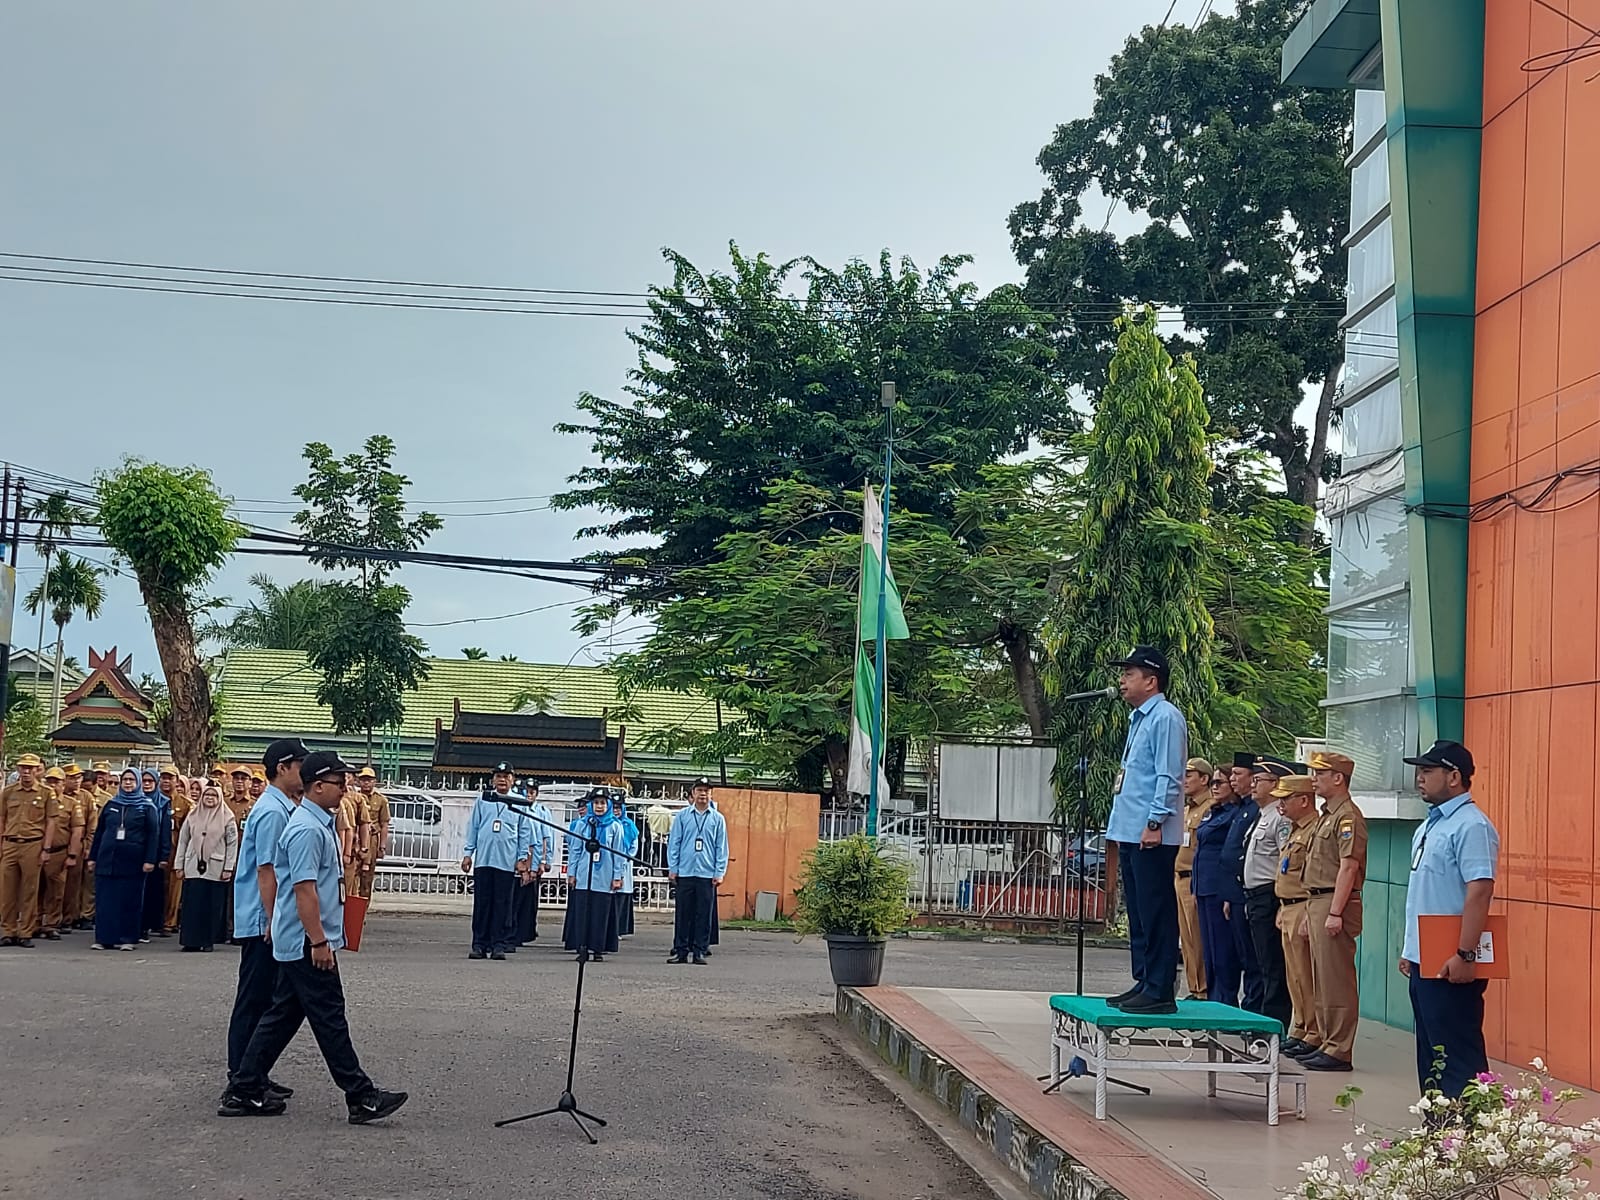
1298 368 1341 545
50 627 65 730
145 594 212 774
823 737 850 808
999 621 1051 736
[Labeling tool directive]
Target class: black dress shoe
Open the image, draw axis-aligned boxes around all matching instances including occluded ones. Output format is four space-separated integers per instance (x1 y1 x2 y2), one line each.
1301 1052 1353 1072
490 952 506 961
1105 986 1144 1007
668 954 687 964
692 954 707 965
16 938 33 948
468 949 486 960
1281 1038 1306 1055
1118 994 1178 1016
1285 1041 1320 1059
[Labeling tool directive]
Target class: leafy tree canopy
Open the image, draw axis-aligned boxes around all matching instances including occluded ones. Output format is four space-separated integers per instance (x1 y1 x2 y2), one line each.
202 574 335 653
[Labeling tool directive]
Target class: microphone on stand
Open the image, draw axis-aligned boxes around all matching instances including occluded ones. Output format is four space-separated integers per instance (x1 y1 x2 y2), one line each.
1057 685 1119 704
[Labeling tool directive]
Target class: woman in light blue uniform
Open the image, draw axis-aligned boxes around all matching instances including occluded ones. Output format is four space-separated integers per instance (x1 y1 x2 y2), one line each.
613 794 640 939
561 790 626 962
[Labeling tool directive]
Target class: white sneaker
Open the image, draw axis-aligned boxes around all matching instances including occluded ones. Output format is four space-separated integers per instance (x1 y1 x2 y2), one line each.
117 944 134 952
92 943 108 951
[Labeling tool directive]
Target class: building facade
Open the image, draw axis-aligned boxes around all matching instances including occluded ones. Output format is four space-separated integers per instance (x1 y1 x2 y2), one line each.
1285 0 1600 1083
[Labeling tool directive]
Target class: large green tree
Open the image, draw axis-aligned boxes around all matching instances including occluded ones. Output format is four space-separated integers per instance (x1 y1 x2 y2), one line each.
203 574 334 653
96 461 241 772
24 551 106 723
1045 309 1216 817
292 435 438 751
1008 0 1348 530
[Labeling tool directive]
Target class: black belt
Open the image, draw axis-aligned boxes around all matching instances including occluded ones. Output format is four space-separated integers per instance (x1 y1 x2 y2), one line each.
45 844 70 854
3 835 43 844
1308 887 1335 896
1244 883 1277 896
1176 869 1192 878
1278 896 1308 906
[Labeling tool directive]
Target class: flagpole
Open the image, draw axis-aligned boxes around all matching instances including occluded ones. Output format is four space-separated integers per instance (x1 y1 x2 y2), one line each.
868 381 896 839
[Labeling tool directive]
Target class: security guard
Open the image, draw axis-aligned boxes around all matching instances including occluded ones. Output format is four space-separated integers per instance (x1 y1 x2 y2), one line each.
1175 757 1215 1000
60 764 90 931
37 766 85 940
1241 756 1296 1033
1301 750 1366 1072
1 753 56 947
1273 775 1323 1060
78 761 113 928
355 767 388 901
161 764 191 934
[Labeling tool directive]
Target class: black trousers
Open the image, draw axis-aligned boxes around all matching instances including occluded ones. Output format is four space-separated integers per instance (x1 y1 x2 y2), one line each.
471 867 517 953
227 935 280 1079
1408 966 1489 1096
1243 886 1292 1031
235 944 374 1101
672 876 715 956
514 875 539 943
1118 842 1180 1003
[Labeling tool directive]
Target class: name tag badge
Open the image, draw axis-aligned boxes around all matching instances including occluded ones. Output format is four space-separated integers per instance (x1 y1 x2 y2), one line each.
591 850 601 864
695 837 706 854
1182 831 1191 847
116 826 126 841
1113 769 1125 795
339 876 347 904
492 820 502 834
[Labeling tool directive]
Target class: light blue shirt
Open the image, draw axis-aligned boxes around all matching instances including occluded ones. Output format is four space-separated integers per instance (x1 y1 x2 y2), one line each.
233 785 295 940
667 805 729 879
527 801 555 870
269 799 344 962
1402 793 1499 964
1106 693 1187 846
463 793 531 873
564 816 626 893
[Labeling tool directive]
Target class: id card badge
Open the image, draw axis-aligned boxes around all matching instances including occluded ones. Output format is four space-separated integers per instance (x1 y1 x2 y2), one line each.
1182 831 1191 847
492 820 502 834
591 850 601 864
695 837 706 854
116 825 126 841
339 876 347 904
1113 769 1125 795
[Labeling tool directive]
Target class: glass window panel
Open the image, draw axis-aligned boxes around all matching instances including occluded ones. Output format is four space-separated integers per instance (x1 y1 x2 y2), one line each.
1345 300 1398 396
1347 216 1395 314
1350 144 1391 232
1327 591 1412 700
1340 377 1403 469
1330 493 1408 601
1354 87 1386 150
1325 695 1411 792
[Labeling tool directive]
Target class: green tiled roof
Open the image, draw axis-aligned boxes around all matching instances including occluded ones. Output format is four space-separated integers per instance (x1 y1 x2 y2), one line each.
215 648 722 746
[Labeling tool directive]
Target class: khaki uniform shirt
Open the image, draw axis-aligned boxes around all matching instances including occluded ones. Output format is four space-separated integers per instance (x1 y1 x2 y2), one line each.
1243 799 1292 889
1303 793 1368 892
364 791 390 855
44 791 84 851
1176 795 1213 873
84 788 109 847
1 782 50 840
1275 813 1318 901
226 792 252 829
171 791 194 837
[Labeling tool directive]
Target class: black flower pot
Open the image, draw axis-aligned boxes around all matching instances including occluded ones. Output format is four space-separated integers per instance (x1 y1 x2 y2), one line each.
824 933 886 987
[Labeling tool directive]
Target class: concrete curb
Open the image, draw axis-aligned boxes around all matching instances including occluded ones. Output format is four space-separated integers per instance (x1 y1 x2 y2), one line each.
836 987 1127 1200
896 929 1129 950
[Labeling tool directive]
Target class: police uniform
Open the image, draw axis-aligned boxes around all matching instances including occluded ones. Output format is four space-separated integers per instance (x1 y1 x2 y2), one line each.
1272 776 1322 1058
1175 758 1214 1000
163 767 192 933
1 754 53 946
37 767 86 939
355 769 388 901
1241 756 1298 1033
1302 750 1367 1070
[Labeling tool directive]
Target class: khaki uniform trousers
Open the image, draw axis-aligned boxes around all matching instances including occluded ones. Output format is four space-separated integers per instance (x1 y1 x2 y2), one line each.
1 839 45 939
1176 873 1205 998
63 860 84 925
80 860 97 921
344 855 362 906
38 847 72 932
164 866 183 931
1307 894 1361 1063
1276 899 1321 1048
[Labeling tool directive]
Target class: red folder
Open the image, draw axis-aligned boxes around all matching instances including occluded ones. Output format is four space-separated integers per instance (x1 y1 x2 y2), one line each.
343 895 370 953
1418 914 1509 979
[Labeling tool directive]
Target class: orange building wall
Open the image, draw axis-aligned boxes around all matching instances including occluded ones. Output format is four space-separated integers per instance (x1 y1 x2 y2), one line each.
1467 0 1600 1087
711 788 820 920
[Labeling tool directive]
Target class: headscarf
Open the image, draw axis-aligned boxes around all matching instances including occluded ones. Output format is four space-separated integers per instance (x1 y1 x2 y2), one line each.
187 776 204 803
584 790 616 828
187 783 232 866
614 795 640 854
141 768 165 805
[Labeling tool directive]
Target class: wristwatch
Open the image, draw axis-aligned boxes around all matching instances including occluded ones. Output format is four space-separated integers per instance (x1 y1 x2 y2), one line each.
1146 820 1163 832
1456 946 1478 962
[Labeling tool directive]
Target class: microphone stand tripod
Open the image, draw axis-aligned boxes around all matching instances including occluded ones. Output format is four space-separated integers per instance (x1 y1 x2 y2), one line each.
493 797 648 1144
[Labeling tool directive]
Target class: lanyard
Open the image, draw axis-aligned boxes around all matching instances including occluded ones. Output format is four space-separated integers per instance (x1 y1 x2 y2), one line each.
691 810 716 853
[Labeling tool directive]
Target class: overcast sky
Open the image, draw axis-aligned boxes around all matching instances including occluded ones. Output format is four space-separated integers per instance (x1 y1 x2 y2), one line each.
1 0 1194 679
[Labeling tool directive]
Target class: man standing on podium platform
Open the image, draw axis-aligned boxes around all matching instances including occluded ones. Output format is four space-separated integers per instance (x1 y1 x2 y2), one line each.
1105 646 1188 1016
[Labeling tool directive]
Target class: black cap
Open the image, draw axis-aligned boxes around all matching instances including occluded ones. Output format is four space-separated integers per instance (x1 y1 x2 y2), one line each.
300 750 354 784
491 761 513 774
1253 757 1296 778
1110 645 1169 675
1232 752 1258 770
263 738 311 777
1403 740 1475 777
692 776 712 789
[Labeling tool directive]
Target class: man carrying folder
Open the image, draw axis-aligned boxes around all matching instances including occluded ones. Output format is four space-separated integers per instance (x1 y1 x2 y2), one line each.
1398 740 1500 1098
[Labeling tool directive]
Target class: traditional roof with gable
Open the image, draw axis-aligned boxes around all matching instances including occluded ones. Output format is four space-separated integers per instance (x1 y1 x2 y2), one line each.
432 705 625 778
57 646 155 726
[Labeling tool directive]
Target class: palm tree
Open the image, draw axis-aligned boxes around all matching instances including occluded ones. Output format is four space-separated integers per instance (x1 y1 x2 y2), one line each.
461 647 489 660
25 490 93 702
202 574 333 652
509 684 556 714
24 552 106 724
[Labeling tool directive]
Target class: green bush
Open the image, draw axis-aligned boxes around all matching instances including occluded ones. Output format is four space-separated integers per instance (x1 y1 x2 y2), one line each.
792 835 914 938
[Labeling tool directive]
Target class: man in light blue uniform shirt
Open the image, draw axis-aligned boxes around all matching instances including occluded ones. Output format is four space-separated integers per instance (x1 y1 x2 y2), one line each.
461 763 532 960
1105 646 1188 1015
223 751 407 1124
1398 739 1499 1097
224 738 307 1099
513 779 555 946
667 779 728 965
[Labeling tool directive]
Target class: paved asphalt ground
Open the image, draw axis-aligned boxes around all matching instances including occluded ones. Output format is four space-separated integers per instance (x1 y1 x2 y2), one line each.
0 912 1131 1200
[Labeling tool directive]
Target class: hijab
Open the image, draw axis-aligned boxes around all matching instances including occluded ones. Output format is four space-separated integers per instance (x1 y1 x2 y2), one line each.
585 793 616 828
187 783 231 865
141 768 165 806
117 769 140 797
187 776 204 803
614 796 640 854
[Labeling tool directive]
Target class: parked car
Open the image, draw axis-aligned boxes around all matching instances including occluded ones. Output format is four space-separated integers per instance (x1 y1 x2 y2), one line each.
383 787 445 865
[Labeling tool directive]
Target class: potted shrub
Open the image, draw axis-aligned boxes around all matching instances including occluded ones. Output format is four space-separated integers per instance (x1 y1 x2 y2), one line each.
793 834 913 988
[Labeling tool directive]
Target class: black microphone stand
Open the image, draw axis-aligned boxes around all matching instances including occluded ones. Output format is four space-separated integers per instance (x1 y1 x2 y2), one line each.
493 796 647 1143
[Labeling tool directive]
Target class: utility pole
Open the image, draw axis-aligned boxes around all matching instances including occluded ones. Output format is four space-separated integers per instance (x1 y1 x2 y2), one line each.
0 472 19 763
866 381 895 839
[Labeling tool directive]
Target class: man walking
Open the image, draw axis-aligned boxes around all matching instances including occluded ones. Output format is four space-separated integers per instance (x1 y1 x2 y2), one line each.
225 738 308 1099
1104 646 1187 1015
1398 740 1498 1096
1302 750 1368 1073
1175 757 1214 1000
667 778 727 965
221 751 407 1123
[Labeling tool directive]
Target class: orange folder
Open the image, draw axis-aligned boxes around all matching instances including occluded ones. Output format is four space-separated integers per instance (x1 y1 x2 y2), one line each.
1418 914 1509 979
343 894 370 953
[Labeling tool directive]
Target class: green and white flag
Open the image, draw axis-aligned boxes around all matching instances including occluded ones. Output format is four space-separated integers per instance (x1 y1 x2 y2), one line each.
848 485 907 796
